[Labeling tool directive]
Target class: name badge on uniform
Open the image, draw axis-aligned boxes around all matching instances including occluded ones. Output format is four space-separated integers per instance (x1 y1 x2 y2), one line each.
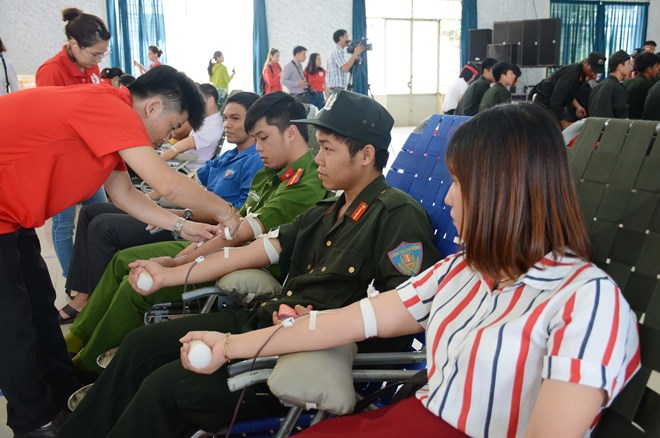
248 190 261 202
387 242 423 276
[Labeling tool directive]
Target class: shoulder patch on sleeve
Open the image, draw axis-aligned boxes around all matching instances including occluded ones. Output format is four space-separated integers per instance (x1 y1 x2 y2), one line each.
388 242 423 276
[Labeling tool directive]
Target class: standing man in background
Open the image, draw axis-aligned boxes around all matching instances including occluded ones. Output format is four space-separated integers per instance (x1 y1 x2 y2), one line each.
327 29 364 94
281 46 309 103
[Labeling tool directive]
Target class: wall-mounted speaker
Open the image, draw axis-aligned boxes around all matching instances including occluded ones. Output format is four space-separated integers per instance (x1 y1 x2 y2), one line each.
468 29 492 62
487 43 520 64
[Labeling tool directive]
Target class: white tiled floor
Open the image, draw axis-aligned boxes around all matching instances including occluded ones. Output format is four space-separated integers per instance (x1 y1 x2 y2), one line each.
1 130 658 436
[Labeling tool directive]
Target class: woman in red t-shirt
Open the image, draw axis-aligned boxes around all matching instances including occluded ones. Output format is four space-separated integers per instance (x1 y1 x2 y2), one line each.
262 48 282 94
36 7 112 322
36 7 110 87
304 53 326 109
134 45 164 75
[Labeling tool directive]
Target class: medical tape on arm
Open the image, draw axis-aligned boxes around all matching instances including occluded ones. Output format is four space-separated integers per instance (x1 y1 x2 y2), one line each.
245 211 263 239
261 228 280 264
360 298 378 338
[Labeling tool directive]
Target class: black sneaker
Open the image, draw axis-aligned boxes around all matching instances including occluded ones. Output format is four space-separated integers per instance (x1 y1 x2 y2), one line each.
13 422 58 438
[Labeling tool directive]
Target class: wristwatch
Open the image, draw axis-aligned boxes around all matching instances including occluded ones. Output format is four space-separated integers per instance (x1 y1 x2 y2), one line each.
183 208 193 220
173 217 187 239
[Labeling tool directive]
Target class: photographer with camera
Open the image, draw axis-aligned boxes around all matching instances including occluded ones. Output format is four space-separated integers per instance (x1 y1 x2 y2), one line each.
281 45 310 103
327 29 365 94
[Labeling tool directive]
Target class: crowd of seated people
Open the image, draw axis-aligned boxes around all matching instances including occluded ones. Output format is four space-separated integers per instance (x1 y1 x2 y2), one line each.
0 7 656 438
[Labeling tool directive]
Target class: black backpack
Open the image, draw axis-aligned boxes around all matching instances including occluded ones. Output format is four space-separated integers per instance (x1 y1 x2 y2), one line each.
259 64 273 96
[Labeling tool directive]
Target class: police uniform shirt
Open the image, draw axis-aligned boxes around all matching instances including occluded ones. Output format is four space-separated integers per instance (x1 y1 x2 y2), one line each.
455 76 491 116
624 74 653 119
255 175 441 323
588 76 629 119
478 82 511 113
239 150 327 232
537 63 586 120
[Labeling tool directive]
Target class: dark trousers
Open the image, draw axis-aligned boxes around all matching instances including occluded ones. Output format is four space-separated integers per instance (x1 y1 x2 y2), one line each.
0 229 79 434
58 310 286 437
66 203 175 294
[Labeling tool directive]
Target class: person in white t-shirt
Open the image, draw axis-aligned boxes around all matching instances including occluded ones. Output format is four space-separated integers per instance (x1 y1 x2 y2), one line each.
442 63 480 115
159 83 224 168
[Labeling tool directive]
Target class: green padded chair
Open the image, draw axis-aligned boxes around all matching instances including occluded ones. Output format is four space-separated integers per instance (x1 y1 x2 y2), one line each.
568 118 660 437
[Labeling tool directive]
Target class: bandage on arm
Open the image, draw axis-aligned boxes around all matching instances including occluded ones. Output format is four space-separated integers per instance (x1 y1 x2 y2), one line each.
359 298 378 338
245 212 264 238
261 228 280 264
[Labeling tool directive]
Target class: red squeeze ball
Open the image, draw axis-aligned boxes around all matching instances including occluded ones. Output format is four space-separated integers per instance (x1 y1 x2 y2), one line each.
278 304 298 320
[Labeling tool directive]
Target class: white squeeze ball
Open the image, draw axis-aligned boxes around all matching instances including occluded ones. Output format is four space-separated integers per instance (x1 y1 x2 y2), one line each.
188 340 212 369
136 271 153 291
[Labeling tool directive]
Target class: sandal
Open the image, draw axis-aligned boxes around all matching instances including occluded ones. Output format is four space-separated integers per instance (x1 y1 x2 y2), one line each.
58 304 79 325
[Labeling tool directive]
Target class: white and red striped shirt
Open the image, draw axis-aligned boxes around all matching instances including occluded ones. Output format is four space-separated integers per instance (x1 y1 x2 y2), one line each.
396 251 640 438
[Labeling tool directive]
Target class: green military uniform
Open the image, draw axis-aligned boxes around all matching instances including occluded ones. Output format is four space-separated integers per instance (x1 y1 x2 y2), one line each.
455 76 491 116
588 76 629 118
58 175 442 437
642 80 660 120
240 151 325 231
67 150 327 372
624 74 653 119
478 82 511 112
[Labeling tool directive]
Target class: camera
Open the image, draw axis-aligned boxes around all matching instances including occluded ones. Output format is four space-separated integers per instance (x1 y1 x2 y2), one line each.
347 38 373 54
306 87 317 96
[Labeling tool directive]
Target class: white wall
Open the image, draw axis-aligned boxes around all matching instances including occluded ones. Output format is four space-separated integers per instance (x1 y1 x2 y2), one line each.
265 0 352 82
647 1 660 45
0 0 108 75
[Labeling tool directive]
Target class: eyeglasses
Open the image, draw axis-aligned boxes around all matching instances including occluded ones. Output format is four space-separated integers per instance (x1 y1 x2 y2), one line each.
83 47 111 60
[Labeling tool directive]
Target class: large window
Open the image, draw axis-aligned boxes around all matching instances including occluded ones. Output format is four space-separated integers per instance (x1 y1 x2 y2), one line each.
551 0 649 65
162 0 253 90
366 0 461 95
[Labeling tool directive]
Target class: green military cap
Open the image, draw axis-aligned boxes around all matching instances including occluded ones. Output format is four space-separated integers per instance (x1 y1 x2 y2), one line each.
292 89 394 150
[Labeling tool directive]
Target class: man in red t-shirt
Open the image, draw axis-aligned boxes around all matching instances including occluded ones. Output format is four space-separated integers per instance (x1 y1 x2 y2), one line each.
0 65 240 438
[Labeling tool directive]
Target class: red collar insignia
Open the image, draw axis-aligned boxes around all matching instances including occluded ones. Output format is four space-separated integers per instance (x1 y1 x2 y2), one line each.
281 167 294 182
350 201 369 222
286 168 304 187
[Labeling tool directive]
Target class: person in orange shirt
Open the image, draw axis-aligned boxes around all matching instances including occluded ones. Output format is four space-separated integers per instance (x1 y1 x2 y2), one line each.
100 67 124 88
304 52 327 109
36 7 109 87
0 65 239 438
134 45 164 75
35 7 113 322
261 47 282 94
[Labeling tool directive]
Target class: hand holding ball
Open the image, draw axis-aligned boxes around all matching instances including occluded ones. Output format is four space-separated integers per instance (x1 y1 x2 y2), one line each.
136 271 153 291
188 340 212 369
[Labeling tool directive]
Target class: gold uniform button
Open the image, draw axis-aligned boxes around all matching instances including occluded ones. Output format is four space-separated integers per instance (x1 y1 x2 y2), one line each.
326 240 332 247
348 266 355 273
307 264 311 270
260 302 267 307
380 189 386 195
309 268 314 273
321 267 327 272
286 290 293 297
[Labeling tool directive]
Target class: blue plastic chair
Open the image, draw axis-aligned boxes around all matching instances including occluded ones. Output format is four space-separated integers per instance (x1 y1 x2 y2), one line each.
386 114 470 256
